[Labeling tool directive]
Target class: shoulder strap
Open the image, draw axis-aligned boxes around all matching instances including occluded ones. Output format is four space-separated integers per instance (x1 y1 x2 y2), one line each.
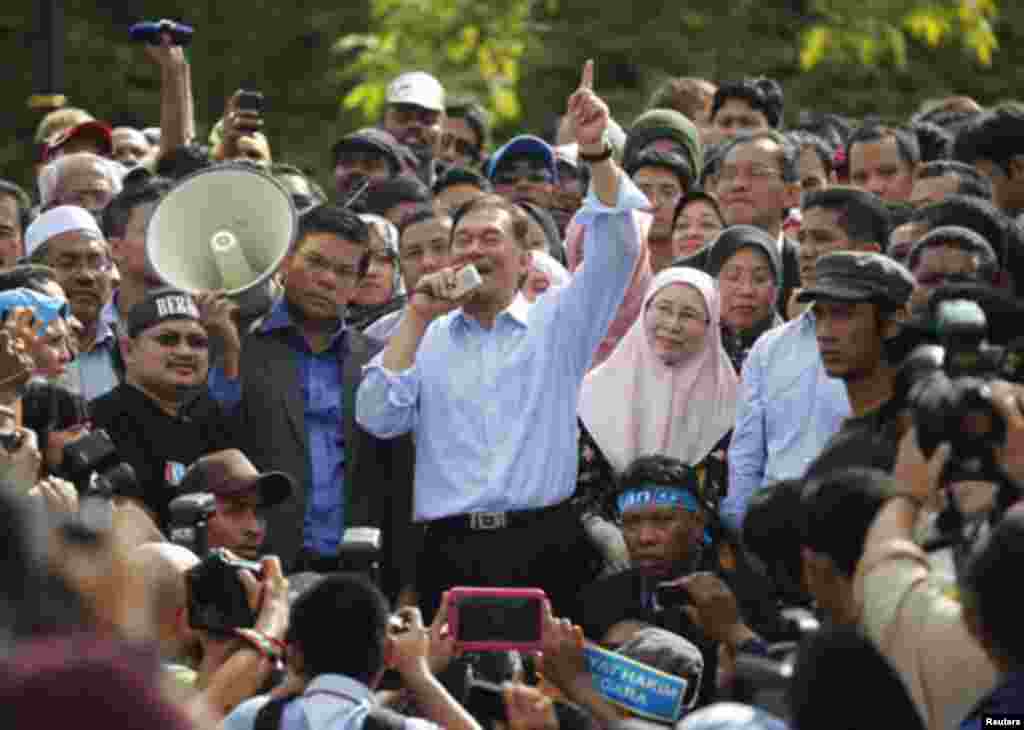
363 706 409 730
253 692 302 730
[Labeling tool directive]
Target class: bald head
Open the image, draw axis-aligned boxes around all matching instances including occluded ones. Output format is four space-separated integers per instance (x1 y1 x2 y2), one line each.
131 542 199 626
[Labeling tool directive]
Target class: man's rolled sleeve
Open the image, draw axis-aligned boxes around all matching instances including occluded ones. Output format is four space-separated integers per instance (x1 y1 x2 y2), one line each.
724 349 767 530
855 538 997 730
555 174 647 376
356 359 420 439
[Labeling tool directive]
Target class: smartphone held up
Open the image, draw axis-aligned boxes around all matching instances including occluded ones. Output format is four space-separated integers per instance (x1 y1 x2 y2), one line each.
445 587 546 653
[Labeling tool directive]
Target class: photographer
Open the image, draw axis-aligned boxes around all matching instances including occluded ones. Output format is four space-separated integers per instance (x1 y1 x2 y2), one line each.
854 401 1024 730
224 572 482 730
176 449 294 561
131 542 291 720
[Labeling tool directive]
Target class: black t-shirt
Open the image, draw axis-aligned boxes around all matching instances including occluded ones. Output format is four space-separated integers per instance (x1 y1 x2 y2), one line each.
804 397 905 480
90 383 234 529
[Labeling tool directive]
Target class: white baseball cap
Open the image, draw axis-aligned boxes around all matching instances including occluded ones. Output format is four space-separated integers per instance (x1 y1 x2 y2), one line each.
385 72 445 113
24 205 104 259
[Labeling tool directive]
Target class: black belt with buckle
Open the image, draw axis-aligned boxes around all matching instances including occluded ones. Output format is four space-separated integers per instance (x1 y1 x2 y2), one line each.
427 500 571 536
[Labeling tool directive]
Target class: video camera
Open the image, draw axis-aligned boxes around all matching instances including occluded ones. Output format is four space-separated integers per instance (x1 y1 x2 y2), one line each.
168 492 216 555
186 547 262 634
60 430 138 531
896 298 1024 546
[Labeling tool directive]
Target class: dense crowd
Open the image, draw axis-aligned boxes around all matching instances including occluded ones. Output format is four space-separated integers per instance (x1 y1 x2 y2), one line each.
1 24 1024 730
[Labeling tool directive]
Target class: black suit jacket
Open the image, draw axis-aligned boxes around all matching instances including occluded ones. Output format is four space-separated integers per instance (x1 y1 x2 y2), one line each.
231 313 418 597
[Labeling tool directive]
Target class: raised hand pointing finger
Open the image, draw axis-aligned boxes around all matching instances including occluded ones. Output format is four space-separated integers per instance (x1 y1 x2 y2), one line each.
579 59 594 91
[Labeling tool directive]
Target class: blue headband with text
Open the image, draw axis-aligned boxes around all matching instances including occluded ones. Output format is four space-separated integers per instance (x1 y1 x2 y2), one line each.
617 485 700 515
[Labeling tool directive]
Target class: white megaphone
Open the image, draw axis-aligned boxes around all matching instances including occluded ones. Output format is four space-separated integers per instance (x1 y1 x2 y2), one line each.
146 164 297 318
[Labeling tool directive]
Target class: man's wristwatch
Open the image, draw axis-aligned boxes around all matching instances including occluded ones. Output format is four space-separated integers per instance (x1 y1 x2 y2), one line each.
578 136 613 164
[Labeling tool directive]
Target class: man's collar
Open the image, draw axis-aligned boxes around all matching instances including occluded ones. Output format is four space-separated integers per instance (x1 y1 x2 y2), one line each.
261 296 346 342
454 292 531 330
303 673 375 702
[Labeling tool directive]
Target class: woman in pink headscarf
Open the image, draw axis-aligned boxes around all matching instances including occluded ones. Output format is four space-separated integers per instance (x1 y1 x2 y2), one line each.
565 210 653 369
574 267 739 523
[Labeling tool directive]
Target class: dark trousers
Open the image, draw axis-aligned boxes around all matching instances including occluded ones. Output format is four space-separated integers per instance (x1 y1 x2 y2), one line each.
416 503 602 623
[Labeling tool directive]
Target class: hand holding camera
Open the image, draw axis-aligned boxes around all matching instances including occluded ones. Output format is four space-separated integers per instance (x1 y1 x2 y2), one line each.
388 606 433 679
140 23 188 71
28 476 79 515
660 572 755 649
0 425 41 493
988 380 1024 488
0 307 38 400
538 600 587 693
223 89 264 146
502 683 559 730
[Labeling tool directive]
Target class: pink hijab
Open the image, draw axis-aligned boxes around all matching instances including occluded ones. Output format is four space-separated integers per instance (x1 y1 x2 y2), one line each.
565 210 653 369
578 267 740 473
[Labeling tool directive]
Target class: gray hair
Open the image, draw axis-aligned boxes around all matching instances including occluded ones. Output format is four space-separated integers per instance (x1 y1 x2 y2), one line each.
37 152 126 210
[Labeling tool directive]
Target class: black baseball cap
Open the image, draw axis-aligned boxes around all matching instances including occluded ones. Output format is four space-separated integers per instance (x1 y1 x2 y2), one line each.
126 288 201 337
331 128 403 175
797 252 915 308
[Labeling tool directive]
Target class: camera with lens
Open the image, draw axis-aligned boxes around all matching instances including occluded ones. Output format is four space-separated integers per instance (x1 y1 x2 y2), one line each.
61 429 138 500
898 299 1024 489
186 547 263 634
338 526 383 587
168 492 216 555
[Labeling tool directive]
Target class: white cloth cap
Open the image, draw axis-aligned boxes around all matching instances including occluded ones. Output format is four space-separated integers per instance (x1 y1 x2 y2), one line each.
385 72 445 112
24 205 104 259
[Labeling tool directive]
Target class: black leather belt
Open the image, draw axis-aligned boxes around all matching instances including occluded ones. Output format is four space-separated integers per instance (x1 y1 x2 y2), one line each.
427 500 572 536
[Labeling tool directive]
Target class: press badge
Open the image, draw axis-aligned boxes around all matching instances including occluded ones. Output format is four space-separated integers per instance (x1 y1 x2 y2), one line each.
583 643 690 723
165 461 187 486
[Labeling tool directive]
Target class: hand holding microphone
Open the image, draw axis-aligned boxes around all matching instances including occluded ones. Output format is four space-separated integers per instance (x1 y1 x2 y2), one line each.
409 262 483 321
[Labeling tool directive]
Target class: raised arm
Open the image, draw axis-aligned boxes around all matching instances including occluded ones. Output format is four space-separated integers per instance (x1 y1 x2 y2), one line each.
145 32 194 168
571 60 620 207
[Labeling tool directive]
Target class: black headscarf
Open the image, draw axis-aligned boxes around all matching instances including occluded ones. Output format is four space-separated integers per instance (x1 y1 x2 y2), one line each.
705 225 782 287
517 201 566 266
705 225 785 372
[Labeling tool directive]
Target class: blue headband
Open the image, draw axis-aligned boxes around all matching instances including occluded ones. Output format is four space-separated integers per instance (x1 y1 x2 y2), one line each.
618 484 711 546
0 288 69 335
617 485 700 514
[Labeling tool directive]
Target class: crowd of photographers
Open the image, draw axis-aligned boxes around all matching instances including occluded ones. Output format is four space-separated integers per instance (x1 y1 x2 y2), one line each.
2 20 1024 730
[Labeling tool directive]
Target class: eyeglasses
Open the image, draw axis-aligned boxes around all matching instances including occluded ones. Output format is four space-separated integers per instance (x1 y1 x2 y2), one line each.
51 253 113 275
717 165 784 186
150 332 210 350
442 134 481 162
303 251 361 282
493 167 555 186
650 301 709 326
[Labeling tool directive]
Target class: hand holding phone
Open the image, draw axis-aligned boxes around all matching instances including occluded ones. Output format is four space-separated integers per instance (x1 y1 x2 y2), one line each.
129 19 194 46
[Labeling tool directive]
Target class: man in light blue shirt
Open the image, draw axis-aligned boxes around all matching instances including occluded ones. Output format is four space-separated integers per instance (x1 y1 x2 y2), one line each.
224 573 477 730
723 186 890 529
356 62 647 617
723 309 850 530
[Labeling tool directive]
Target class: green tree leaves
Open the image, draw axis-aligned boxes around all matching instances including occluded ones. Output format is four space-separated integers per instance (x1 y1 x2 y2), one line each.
335 0 531 123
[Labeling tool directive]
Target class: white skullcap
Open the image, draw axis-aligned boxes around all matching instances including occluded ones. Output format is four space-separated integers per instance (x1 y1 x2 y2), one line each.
24 205 104 259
